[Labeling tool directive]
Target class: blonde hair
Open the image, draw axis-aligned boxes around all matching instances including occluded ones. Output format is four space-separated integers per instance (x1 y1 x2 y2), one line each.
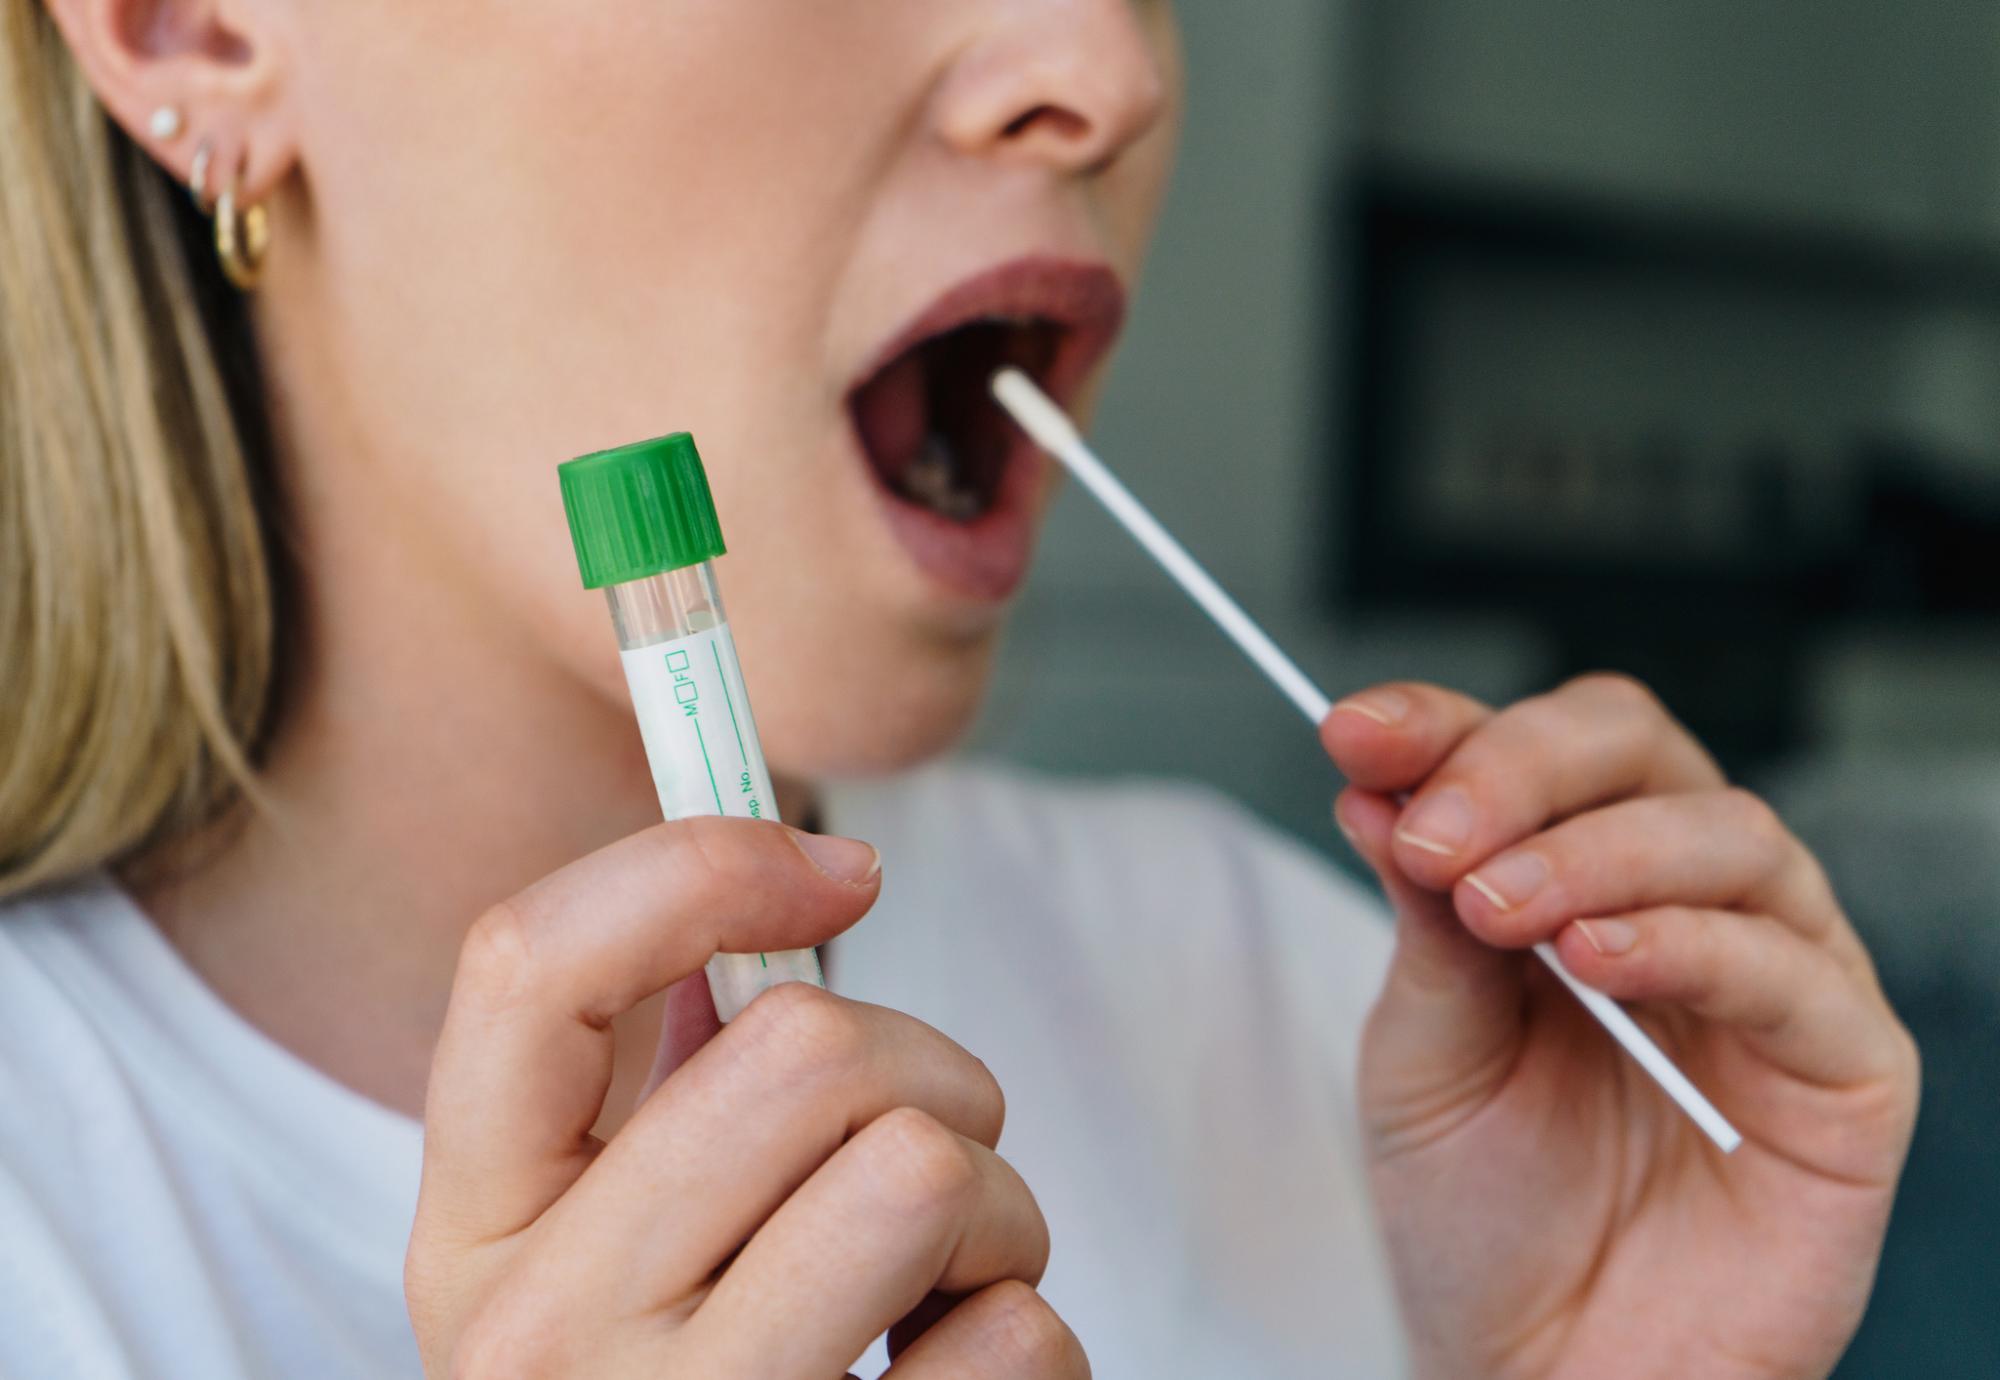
1 1 280 900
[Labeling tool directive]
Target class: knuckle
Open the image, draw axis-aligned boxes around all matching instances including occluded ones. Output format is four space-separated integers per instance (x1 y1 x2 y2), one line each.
734 981 868 1083
645 818 738 903
1493 691 1573 750
1379 678 1439 705
1568 670 1663 717
401 1239 451 1323
1847 1023 1923 1138
1871 1006 1923 1095
1897 1026 1924 1099
1720 787 1787 847
446 1328 512 1380
403 1287 446 1347
862 1106 978 1216
457 901 537 1002
447 1301 555 1380
1676 909 1738 999
967 1052 1007 1147
1674 904 1724 961
979 1280 1083 1371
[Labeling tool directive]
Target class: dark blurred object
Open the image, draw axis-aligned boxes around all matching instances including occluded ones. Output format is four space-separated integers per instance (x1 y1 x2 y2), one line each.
1845 440 2000 618
1338 167 2000 775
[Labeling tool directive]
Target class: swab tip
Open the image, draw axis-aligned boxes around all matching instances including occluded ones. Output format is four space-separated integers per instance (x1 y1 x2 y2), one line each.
991 368 1083 452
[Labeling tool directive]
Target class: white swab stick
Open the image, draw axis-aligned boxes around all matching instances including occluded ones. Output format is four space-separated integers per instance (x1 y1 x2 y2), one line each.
992 368 1743 1156
993 372 1335 725
1534 951 1742 1151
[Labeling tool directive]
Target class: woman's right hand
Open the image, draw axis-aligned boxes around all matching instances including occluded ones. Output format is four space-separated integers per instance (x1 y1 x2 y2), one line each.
405 817 1083 1379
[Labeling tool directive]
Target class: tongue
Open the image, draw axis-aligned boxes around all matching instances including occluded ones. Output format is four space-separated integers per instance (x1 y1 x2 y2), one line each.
851 349 930 483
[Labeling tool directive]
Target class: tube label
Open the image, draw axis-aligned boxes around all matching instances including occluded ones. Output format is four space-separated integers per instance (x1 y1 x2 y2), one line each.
620 623 778 826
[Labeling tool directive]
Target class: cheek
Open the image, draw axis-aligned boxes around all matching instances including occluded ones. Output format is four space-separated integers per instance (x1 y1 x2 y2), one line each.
289 2 915 459
279 1 925 689
278 3 1026 776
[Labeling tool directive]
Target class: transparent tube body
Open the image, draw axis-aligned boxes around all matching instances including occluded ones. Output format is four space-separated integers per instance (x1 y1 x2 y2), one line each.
607 562 826 1019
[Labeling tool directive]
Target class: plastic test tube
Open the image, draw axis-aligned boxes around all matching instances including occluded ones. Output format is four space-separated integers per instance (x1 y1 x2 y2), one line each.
558 433 825 1020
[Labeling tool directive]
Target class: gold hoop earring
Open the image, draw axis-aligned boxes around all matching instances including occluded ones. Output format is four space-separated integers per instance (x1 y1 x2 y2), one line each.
214 172 269 291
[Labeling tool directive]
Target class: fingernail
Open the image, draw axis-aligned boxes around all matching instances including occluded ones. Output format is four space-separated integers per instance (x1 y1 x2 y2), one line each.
1573 919 1637 956
791 830 882 885
1333 803 1362 849
1465 853 1548 911
1395 788 1474 857
1333 690 1410 727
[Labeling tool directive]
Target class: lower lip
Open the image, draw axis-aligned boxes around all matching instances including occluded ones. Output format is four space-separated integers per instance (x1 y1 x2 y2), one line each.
854 433 1048 603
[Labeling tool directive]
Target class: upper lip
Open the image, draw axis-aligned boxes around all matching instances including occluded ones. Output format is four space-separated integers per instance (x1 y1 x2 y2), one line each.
850 255 1129 407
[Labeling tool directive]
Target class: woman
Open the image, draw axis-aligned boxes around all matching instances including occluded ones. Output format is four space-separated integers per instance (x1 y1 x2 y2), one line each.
0 0 1918 1376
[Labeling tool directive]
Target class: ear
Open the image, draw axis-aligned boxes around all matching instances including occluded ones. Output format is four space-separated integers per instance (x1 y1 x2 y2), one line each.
42 0 297 204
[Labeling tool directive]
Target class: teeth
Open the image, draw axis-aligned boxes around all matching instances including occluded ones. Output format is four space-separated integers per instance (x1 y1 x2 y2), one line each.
899 434 984 521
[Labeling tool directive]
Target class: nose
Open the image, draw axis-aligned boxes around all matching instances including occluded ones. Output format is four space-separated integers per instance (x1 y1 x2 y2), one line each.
933 1 1170 176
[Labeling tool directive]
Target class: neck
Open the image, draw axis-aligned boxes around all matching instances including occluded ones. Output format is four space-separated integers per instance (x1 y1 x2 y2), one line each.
129 422 812 1125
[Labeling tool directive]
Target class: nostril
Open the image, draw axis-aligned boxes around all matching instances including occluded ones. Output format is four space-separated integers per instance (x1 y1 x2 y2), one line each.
1002 104 1091 143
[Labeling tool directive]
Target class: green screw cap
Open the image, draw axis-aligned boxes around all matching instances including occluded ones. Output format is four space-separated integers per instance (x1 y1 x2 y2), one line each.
558 433 727 589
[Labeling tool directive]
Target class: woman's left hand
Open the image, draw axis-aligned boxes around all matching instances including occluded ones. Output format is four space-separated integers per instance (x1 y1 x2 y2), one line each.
1322 674 1919 1380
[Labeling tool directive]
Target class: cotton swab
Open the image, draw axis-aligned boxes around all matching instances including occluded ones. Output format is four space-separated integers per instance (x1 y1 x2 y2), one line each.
992 367 1744 1156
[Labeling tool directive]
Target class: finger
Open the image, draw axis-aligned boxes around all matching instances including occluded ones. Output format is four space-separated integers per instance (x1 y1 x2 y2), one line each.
1338 788 1528 1151
1319 681 1493 794
418 818 881 1245
1387 673 1726 891
534 985 1007 1308
1548 906 1911 1096
885 1281 1089 1379
685 1109 1050 1378
1454 790 1852 952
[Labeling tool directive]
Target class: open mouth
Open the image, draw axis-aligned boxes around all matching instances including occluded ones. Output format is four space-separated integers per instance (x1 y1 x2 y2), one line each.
842 257 1126 601
849 316 1065 524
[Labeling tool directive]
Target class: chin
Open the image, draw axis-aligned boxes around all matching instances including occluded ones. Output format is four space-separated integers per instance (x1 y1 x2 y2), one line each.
763 630 1003 781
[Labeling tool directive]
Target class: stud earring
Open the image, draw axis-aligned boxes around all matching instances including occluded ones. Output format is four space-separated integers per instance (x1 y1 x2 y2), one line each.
149 106 184 142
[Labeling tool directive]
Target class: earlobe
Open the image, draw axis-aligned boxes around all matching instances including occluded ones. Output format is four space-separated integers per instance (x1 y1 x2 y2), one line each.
41 0 296 202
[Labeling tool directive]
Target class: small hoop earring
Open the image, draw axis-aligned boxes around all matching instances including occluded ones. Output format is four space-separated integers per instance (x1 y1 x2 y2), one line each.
214 169 269 291
188 139 215 211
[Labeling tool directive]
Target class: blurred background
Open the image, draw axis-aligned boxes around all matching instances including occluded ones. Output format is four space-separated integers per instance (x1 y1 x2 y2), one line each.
971 1 2000 1373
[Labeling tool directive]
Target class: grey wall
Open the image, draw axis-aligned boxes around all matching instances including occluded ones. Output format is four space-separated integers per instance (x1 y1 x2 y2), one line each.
1364 0 2000 240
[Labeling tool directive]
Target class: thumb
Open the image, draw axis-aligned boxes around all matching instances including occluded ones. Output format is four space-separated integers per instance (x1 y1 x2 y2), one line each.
1337 788 1526 1131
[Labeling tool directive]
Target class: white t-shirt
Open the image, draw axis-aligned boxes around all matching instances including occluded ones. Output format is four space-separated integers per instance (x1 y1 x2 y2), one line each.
0 763 1405 1379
